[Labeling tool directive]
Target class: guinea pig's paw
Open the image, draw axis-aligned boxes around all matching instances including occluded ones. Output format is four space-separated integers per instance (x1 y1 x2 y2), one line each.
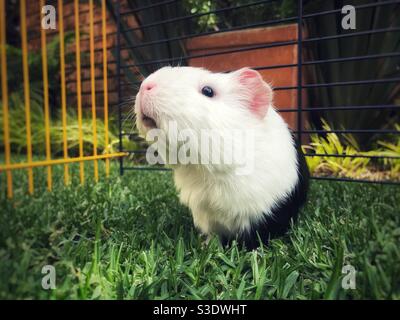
200 234 213 248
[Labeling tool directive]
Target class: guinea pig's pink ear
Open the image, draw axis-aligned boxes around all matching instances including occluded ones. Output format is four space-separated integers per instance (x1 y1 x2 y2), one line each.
234 68 273 118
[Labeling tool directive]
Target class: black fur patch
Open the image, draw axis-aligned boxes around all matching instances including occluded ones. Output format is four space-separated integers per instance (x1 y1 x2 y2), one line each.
221 139 310 250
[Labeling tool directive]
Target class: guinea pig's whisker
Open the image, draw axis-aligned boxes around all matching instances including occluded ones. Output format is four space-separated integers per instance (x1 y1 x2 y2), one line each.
178 55 184 67
138 72 144 80
126 113 139 133
117 97 136 108
122 109 135 126
118 99 132 106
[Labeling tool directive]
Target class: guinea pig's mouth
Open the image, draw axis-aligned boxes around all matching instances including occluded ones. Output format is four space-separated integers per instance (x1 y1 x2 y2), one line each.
135 94 158 129
141 113 157 129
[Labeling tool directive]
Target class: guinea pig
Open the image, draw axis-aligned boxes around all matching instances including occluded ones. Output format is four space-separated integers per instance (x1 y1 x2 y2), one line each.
134 66 309 250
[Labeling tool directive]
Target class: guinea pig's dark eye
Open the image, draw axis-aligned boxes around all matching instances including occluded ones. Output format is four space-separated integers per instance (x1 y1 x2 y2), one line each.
201 86 214 98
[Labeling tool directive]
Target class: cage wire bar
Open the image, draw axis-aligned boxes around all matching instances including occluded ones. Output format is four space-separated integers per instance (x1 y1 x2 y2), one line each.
0 0 126 198
58 0 69 185
116 0 400 184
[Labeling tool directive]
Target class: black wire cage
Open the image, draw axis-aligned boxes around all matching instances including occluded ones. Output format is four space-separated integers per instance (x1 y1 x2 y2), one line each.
111 0 400 185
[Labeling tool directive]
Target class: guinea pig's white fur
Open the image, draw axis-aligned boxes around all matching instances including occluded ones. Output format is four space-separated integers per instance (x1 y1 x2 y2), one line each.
135 66 300 240
173 109 298 236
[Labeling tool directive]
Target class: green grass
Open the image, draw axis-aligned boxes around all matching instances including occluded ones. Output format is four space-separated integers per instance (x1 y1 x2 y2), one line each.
0 162 399 299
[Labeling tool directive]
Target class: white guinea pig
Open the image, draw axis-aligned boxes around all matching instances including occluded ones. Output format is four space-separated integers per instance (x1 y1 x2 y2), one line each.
134 66 309 249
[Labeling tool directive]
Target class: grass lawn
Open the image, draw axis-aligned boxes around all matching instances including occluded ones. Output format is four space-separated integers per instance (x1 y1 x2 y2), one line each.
0 161 399 299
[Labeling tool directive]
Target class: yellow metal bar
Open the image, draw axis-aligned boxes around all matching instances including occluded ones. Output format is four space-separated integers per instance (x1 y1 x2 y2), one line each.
102 0 110 177
0 153 127 171
20 0 34 194
58 0 69 185
74 0 84 184
0 0 13 198
40 0 52 192
89 0 98 182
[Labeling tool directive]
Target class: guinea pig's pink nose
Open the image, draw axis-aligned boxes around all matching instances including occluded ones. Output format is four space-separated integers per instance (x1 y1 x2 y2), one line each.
141 82 156 91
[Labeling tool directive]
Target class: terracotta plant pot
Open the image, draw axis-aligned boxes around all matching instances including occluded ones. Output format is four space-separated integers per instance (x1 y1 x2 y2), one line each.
186 24 306 130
